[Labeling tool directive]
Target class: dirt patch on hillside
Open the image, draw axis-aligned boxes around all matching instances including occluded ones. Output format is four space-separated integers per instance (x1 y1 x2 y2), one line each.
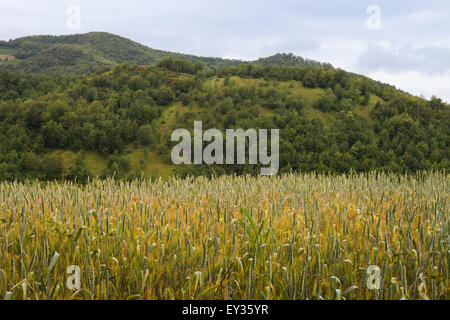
0 54 15 65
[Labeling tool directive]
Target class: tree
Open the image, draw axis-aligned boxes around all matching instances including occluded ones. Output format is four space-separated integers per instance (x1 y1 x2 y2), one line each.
41 154 64 179
315 89 337 112
137 125 153 145
303 70 317 88
86 87 98 102
285 94 305 111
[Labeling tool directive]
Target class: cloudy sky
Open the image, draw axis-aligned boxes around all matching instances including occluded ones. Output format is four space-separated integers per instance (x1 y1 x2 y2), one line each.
1 0 449 101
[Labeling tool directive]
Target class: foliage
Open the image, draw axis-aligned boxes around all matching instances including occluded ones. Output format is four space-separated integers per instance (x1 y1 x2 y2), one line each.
0 32 240 75
252 53 333 69
0 33 333 75
0 55 448 180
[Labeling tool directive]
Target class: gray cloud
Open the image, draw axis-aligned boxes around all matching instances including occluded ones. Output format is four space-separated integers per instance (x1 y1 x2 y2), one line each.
357 43 450 75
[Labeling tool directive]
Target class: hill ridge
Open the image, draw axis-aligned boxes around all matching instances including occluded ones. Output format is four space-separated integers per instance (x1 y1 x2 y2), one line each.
0 32 332 74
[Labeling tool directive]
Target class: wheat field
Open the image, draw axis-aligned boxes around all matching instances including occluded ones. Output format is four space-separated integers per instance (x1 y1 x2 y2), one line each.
0 172 448 300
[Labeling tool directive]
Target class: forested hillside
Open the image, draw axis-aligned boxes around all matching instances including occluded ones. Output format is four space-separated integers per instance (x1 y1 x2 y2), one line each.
0 56 448 181
0 32 333 75
0 32 241 74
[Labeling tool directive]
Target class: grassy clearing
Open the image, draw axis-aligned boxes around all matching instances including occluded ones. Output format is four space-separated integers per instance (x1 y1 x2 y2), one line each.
51 150 109 177
0 172 448 300
0 54 15 60
51 149 173 179
156 102 202 135
128 149 174 178
0 48 16 55
0 48 16 65
210 76 324 107
82 151 110 176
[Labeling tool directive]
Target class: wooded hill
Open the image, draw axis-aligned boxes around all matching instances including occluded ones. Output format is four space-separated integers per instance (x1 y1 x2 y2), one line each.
0 33 448 181
0 32 330 75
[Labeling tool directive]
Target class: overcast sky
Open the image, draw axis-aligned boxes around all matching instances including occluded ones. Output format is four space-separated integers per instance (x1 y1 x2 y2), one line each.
1 0 449 102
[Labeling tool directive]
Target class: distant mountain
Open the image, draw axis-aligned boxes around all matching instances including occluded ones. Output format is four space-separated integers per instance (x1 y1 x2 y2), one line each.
0 32 332 74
